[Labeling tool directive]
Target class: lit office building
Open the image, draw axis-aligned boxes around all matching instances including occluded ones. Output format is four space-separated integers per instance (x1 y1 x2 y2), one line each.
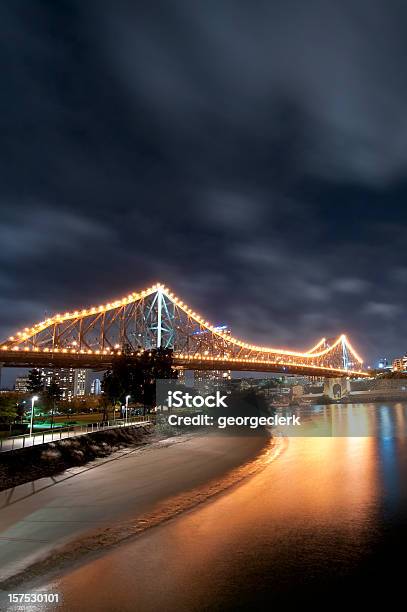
30 368 88 401
15 376 30 393
176 369 186 384
73 369 87 397
393 355 407 372
91 378 102 396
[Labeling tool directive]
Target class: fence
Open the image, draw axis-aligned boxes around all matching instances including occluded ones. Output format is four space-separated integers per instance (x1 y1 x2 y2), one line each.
0 415 152 453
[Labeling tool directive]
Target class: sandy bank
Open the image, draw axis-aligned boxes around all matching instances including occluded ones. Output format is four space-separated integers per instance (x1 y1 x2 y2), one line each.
0 430 271 587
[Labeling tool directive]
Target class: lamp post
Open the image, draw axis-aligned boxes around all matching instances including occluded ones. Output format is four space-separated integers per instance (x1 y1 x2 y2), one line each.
30 395 39 438
125 395 131 423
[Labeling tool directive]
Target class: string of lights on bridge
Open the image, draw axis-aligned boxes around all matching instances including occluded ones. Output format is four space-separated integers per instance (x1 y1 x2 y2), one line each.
1 283 364 368
0 347 367 377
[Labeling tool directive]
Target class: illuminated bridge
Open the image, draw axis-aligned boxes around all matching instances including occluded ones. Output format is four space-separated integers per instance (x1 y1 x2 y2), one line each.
0 283 368 377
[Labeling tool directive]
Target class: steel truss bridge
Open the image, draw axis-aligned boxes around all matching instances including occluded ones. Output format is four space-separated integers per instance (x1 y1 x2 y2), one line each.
0 284 368 377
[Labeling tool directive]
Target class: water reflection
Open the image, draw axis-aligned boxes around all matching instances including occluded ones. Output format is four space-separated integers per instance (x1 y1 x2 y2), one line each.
45 403 407 610
276 401 407 437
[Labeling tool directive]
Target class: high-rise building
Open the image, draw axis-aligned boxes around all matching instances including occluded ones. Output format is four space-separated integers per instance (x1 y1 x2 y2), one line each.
15 376 30 393
74 370 87 397
91 378 102 395
176 369 186 384
30 368 89 401
393 356 407 372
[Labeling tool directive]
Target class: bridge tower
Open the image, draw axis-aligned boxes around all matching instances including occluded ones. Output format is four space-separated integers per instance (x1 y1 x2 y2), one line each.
341 335 352 370
137 286 175 349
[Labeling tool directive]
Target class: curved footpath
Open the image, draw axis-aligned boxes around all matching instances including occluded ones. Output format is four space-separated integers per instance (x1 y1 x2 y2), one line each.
0 430 270 586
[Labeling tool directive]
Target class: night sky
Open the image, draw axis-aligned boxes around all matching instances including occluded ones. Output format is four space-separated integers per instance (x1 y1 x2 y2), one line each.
1 1 407 377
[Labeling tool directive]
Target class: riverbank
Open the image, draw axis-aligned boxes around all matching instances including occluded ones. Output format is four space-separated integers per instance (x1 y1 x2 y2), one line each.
0 429 271 588
0 423 155 492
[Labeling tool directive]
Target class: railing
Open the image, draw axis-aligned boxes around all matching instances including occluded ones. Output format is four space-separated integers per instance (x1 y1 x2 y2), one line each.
0 415 152 453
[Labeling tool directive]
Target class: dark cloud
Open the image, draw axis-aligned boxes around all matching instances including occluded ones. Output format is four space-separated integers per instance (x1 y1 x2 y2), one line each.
1 0 407 385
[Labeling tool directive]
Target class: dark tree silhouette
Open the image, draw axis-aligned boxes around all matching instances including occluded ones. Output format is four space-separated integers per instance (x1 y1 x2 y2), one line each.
45 380 62 429
27 369 44 394
102 348 177 416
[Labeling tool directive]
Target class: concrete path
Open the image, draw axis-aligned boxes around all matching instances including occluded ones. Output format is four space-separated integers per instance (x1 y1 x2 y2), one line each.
0 418 150 453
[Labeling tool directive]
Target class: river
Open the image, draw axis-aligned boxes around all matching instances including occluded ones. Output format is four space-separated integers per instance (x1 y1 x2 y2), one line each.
35 403 407 608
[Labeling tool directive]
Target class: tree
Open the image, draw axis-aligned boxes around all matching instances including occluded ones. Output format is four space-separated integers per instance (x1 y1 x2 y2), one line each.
44 380 62 428
102 348 177 417
207 388 270 420
139 348 177 414
27 369 44 394
0 393 20 426
102 361 128 406
15 399 26 422
262 378 281 390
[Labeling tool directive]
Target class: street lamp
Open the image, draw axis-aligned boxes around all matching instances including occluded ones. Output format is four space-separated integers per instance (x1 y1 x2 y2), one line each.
125 395 131 423
30 395 39 438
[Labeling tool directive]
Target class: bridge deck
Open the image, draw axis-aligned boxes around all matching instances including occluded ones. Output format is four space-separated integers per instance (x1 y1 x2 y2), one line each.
0 350 368 377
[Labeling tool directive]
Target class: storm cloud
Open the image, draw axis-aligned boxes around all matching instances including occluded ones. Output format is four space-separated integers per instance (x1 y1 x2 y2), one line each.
1 0 407 373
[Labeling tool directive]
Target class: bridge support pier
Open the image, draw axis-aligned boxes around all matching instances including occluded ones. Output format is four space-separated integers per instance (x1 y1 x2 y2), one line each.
323 378 350 400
